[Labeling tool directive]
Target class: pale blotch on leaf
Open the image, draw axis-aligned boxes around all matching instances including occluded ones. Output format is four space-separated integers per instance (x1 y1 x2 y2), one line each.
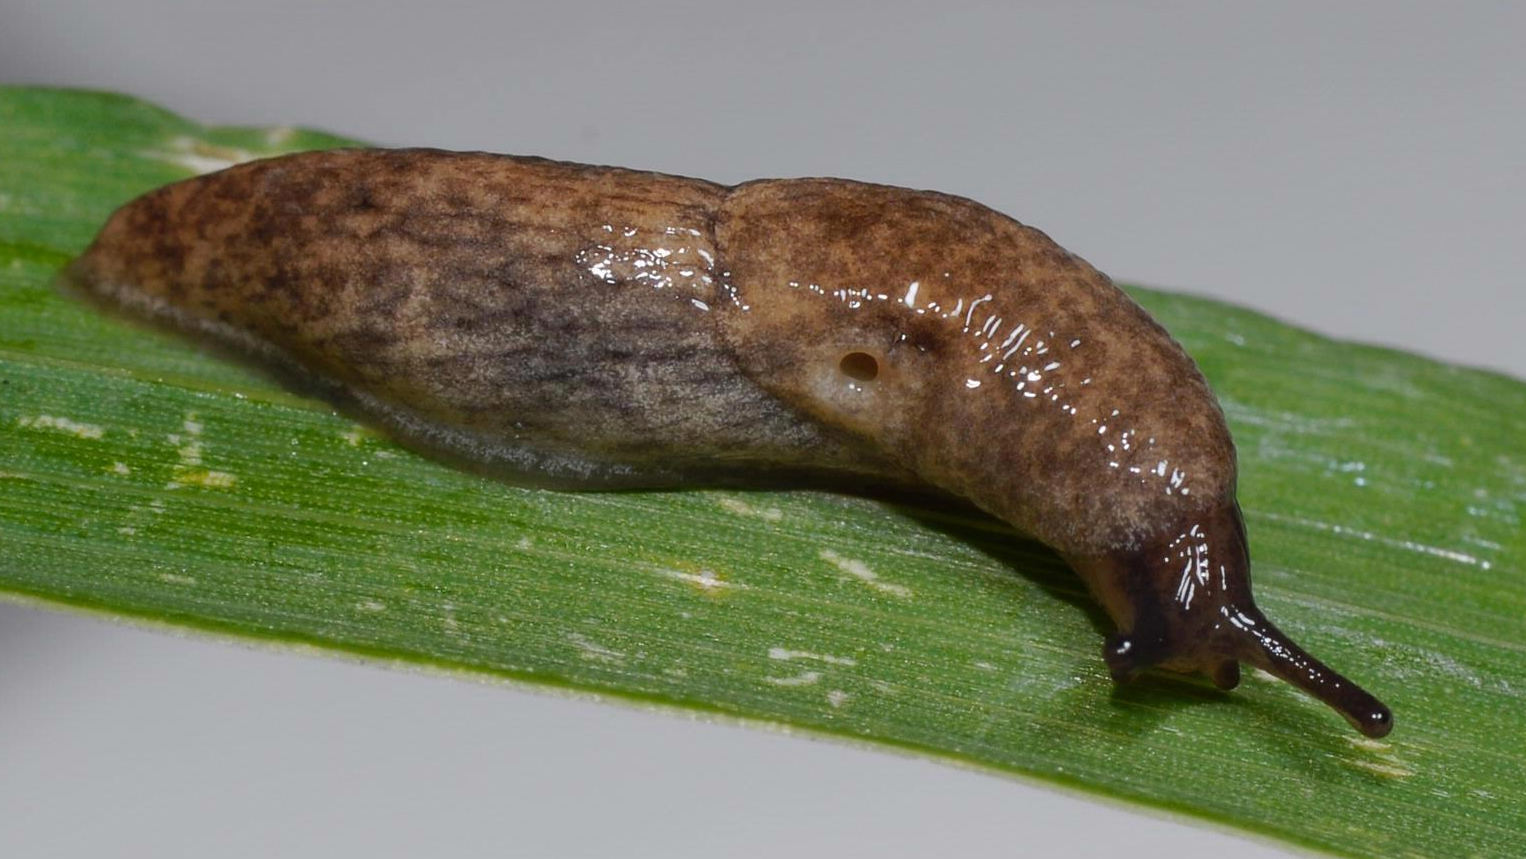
764 671 821 687
17 414 104 440
768 647 856 667
819 548 912 598
661 565 740 596
1342 735 1413 779
566 632 626 665
264 126 296 146
166 412 237 490
150 135 256 176
715 496 784 523
1347 758 1415 779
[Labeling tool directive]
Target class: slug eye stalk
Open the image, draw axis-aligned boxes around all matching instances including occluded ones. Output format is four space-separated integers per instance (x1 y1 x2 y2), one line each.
1228 607 1394 738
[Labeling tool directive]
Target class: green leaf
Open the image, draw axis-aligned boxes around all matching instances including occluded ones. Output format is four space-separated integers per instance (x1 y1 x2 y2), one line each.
2 86 1522 858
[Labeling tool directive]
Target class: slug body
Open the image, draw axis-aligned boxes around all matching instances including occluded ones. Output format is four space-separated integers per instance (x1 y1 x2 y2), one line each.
70 149 1392 737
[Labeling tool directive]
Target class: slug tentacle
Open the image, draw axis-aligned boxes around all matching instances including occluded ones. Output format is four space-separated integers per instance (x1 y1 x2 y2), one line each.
68 147 1393 736
1222 604 1393 738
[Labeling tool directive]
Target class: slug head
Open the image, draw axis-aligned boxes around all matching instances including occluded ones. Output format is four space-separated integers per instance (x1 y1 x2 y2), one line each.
1068 501 1393 738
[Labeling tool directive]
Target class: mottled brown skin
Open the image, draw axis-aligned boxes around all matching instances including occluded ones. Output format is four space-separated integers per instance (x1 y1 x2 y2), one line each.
69 148 1392 737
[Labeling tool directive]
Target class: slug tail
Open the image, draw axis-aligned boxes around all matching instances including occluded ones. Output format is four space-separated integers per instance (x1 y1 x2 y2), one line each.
1227 606 1392 738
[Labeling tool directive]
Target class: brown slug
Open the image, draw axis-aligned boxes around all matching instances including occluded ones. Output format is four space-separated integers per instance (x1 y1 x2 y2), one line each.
68 148 1393 738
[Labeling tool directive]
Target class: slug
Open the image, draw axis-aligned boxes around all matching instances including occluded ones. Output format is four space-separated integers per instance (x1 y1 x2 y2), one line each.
68 148 1393 737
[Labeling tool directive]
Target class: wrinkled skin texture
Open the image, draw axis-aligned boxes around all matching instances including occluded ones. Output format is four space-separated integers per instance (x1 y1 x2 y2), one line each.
69 148 1392 737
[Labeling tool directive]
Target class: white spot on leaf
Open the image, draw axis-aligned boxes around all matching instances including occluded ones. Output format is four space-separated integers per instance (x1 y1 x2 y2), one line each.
167 412 238 490
566 632 626 665
663 567 738 593
768 647 856 666
150 136 256 175
764 671 821 687
1347 757 1414 779
17 414 104 439
715 496 784 522
819 549 912 598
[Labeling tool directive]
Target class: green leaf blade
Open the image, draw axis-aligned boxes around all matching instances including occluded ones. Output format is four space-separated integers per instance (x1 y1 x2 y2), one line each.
2 86 1522 859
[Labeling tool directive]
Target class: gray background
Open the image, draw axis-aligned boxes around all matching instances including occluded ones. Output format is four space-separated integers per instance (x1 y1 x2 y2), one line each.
1 1 1521 856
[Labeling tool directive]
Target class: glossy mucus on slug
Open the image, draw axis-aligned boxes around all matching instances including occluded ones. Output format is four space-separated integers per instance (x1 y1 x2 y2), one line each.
67 147 1392 737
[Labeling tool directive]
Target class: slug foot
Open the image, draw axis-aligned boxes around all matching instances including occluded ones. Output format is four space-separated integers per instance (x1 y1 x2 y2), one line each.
1103 631 1241 692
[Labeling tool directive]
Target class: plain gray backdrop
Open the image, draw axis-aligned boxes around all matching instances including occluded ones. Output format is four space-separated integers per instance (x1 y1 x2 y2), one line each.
2 2 1522 857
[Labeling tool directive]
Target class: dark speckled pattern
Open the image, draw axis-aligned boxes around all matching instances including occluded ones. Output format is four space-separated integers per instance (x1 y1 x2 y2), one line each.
68 148 1391 737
